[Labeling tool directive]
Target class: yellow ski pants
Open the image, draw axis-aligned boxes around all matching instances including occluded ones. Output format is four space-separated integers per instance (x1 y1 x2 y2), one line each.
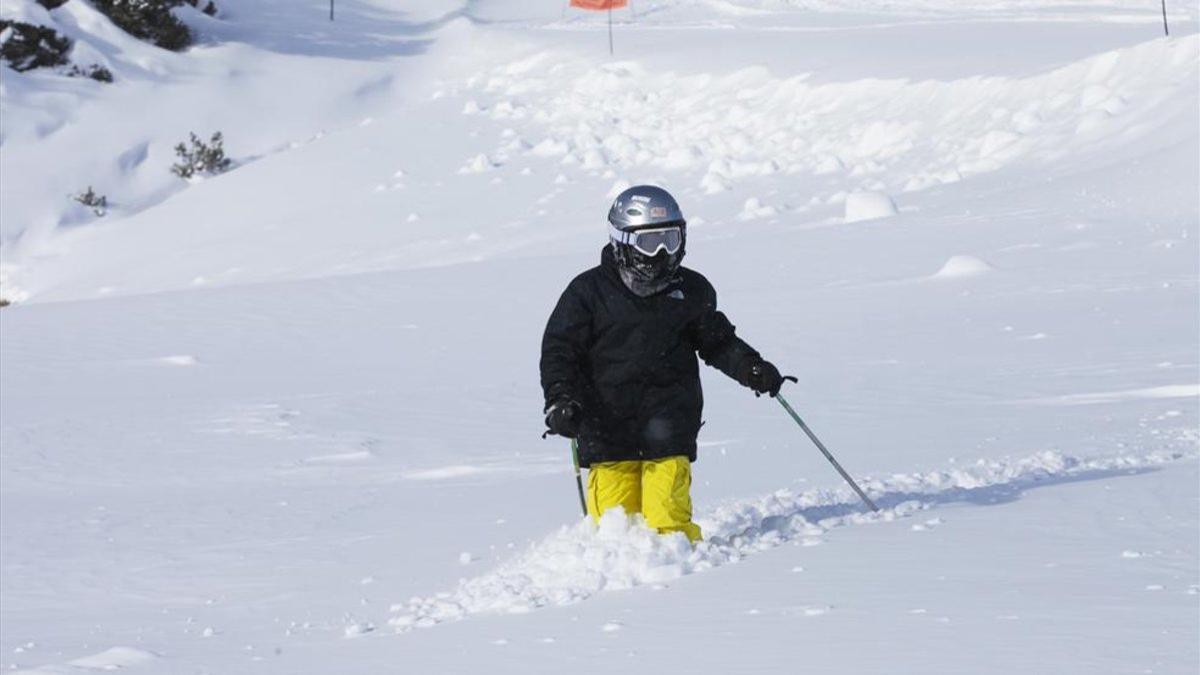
586 455 702 542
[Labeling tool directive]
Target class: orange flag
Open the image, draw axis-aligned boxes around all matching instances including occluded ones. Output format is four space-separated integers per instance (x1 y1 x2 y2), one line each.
569 0 627 9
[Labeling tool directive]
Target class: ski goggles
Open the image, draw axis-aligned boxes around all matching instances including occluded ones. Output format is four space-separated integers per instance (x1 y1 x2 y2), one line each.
609 223 684 256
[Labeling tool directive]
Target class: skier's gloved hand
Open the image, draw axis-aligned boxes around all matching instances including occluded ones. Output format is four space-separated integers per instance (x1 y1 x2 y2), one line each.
741 360 796 398
544 399 582 438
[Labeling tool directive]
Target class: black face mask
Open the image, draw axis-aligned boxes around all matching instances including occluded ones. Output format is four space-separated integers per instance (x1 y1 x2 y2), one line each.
613 244 682 297
628 249 675 281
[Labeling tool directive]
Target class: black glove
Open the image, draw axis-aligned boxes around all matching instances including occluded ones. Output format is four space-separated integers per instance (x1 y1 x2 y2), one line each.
543 399 582 438
741 360 796 397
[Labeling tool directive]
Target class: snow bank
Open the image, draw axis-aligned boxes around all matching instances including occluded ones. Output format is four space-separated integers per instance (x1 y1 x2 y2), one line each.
462 37 1197 201
388 449 1187 631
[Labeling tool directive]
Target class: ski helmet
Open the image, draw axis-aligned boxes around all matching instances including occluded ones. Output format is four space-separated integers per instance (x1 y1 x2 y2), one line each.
607 185 686 288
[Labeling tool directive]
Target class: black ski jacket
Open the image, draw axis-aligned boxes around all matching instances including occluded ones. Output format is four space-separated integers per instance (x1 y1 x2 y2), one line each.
540 246 761 467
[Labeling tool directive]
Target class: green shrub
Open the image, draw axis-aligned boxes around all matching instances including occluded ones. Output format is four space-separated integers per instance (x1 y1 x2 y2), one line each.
74 186 108 215
90 0 218 51
0 20 71 71
171 132 232 179
68 63 114 81
89 0 193 51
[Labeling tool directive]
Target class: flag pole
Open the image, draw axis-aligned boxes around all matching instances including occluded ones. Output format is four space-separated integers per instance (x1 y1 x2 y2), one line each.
604 5 614 55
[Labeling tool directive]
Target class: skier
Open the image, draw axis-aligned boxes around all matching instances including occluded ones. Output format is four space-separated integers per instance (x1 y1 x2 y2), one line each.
540 185 791 542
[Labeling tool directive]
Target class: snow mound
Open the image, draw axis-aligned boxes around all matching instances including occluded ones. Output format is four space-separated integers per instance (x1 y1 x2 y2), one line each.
843 191 898 223
387 449 1184 631
739 197 779 220
16 645 159 673
933 255 995 278
68 646 157 669
458 153 499 174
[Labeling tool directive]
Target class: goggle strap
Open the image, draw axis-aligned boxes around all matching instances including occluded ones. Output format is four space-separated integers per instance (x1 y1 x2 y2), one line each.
609 222 633 246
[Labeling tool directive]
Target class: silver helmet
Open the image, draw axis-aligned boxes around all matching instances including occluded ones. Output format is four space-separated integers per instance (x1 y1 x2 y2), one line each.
606 185 687 294
607 185 685 231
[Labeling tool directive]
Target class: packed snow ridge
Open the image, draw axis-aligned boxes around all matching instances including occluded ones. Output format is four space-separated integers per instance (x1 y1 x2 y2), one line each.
388 449 1188 631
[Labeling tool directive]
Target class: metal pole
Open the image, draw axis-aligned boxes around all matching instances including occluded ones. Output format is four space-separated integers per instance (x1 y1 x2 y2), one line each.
329 0 334 21
570 439 588 516
1161 0 1169 36
604 6 614 55
776 394 879 512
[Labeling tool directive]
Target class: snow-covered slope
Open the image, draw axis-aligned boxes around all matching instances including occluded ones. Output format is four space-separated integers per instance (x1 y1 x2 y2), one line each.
2 0 1196 303
1 1 1197 673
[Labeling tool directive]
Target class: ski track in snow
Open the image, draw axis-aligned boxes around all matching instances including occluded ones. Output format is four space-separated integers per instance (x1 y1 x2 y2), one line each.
387 448 1192 632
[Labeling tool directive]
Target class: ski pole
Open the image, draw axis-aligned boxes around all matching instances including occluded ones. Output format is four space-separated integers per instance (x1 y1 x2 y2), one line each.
775 393 879 512
570 438 588 516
